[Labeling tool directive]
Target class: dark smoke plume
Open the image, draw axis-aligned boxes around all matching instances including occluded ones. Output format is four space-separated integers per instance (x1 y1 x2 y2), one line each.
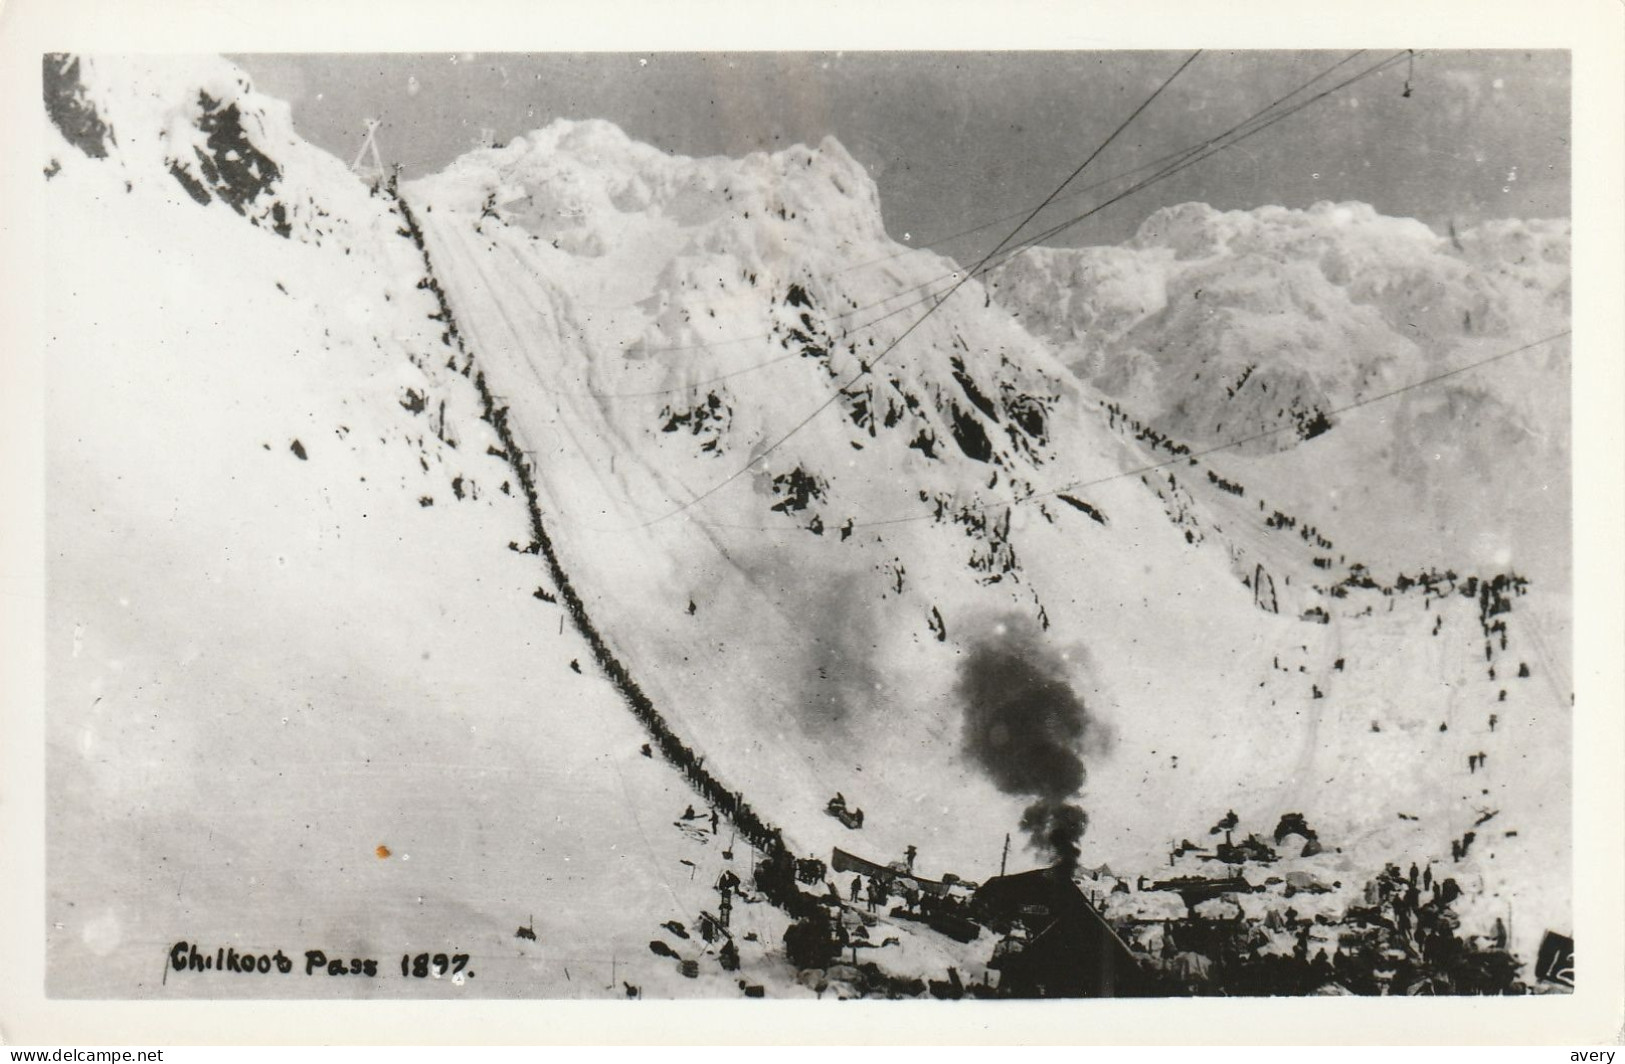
956 614 1097 872
1020 800 1089 872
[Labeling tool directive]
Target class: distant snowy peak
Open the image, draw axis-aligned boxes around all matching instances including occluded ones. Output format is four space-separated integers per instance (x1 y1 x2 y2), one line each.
412 118 889 259
989 200 1570 453
407 114 1097 552
43 55 1573 977
43 53 371 247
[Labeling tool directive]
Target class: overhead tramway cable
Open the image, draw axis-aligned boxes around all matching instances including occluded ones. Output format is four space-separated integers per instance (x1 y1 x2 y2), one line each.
888 50 1414 318
452 48 1427 533
417 199 917 816
1030 328 1569 503
632 51 1205 528
855 51 1411 320
531 49 1367 406
971 51 1206 265
690 328 1570 536
783 51 1417 386
975 50 1416 259
632 50 1413 526
566 50 1370 400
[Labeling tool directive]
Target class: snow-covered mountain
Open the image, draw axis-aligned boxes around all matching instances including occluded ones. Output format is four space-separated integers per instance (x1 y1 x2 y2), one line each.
987 201 1572 591
43 54 820 1000
43 54 1572 997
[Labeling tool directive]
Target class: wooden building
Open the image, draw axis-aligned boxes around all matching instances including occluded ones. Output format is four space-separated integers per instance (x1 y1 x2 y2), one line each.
974 866 1143 997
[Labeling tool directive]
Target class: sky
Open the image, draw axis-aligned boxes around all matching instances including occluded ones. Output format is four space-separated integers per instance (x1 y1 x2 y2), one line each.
234 50 1570 259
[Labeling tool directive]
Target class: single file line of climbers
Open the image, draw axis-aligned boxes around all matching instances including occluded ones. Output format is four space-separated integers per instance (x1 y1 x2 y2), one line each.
418 197 868 828
1032 328 1571 502
394 192 822 925
634 51 1204 529
970 329 1574 530
659 51 1427 536
637 50 1410 526
694 329 1571 536
955 326 1573 527
476 47 1417 533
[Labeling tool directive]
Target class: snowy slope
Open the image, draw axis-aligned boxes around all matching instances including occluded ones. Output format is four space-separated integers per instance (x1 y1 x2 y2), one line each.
983 199 1572 964
402 124 1569 967
40 53 1571 994
988 200 1572 593
42 54 832 999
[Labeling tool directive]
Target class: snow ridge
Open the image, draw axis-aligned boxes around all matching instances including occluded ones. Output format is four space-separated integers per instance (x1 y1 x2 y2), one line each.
42 52 1574 993
988 199 1571 586
991 200 1568 454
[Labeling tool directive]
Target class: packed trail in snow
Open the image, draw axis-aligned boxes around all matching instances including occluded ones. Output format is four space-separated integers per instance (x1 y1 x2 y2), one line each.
42 51 1572 999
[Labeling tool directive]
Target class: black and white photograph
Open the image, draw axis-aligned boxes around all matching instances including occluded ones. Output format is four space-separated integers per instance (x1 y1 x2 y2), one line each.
5 0 1623 1046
